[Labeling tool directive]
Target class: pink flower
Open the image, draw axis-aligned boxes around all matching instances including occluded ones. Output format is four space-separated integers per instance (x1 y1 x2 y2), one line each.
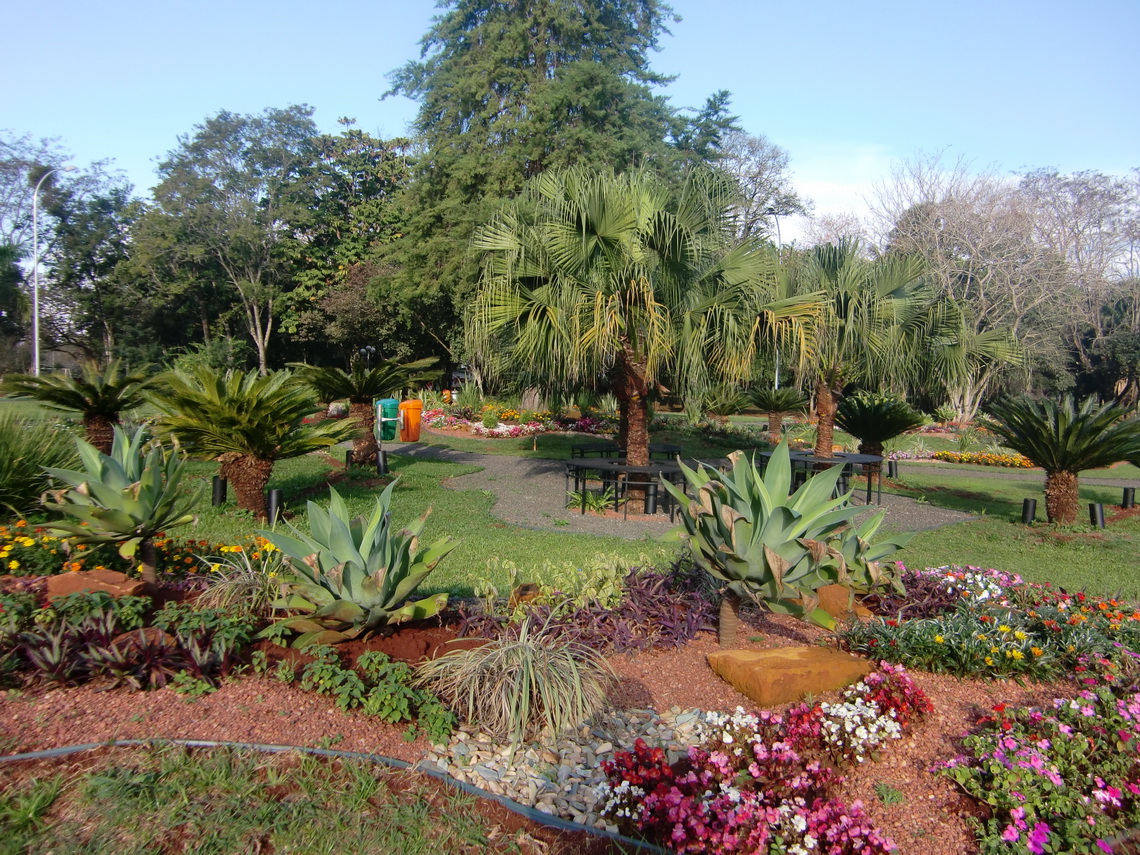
1027 822 1051 854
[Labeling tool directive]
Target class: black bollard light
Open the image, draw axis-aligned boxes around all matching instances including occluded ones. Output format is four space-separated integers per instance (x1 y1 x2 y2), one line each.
211 476 227 506
1090 502 1106 529
886 460 899 480
345 449 354 468
1021 498 1037 525
645 482 659 515
267 489 283 525
377 449 389 476
1124 487 1136 510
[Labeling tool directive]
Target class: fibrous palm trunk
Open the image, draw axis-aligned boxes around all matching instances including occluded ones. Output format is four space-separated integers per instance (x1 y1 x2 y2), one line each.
220 454 274 521
719 590 741 647
814 378 839 460
85 414 117 456
767 412 783 446
1044 470 1078 525
349 401 378 465
613 344 651 502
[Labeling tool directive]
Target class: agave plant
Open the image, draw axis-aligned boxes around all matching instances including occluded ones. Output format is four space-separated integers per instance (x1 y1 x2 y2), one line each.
260 484 458 647
982 394 1140 524
749 387 810 446
825 510 911 596
1 360 152 454
41 426 201 584
835 391 927 471
662 442 867 644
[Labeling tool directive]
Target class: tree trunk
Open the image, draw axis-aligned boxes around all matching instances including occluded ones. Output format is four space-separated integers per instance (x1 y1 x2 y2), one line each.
719 590 741 647
1044 470 1079 525
84 414 117 456
220 454 275 521
349 401 378 465
858 440 884 481
138 538 158 585
814 378 838 460
768 412 783 446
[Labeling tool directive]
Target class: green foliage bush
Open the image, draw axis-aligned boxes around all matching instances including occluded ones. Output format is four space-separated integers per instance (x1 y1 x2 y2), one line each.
296 645 454 743
0 412 78 516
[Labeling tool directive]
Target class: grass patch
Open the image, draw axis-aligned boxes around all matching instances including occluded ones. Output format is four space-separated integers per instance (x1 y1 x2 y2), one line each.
887 464 1140 599
0 745 540 854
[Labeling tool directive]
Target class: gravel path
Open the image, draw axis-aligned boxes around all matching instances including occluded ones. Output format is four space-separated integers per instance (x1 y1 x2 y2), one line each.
391 442 976 539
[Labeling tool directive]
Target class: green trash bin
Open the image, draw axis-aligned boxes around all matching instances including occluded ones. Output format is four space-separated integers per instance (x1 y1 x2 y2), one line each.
376 398 399 442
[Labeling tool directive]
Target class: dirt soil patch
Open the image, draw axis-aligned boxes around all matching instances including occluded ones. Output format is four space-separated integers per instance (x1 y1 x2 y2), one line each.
0 609 1076 855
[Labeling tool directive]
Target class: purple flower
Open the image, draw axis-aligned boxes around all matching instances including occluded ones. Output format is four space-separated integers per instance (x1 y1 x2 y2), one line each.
1027 822 1051 854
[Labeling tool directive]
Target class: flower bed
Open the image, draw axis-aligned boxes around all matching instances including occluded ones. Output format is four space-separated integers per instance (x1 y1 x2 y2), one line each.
422 407 616 437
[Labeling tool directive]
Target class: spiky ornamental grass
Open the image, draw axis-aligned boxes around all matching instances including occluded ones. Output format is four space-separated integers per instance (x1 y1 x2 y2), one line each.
413 618 614 746
982 394 1140 524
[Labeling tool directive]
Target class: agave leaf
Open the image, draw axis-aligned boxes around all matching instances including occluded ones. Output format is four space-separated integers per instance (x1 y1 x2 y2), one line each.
310 599 366 625
117 537 141 559
293 628 359 649
387 593 448 625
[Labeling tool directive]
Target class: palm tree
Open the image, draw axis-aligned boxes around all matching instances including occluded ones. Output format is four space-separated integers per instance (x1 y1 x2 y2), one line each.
749 386 810 445
982 395 1140 525
1 359 151 454
149 367 358 520
469 167 817 468
835 392 927 475
791 241 934 461
293 356 438 465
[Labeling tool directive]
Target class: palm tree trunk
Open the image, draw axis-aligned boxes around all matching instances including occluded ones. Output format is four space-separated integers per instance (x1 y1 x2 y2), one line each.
719 590 741 647
768 412 783 446
85 414 117 456
220 455 274 520
349 401 378 465
138 538 158 585
1044 470 1078 525
814 378 838 460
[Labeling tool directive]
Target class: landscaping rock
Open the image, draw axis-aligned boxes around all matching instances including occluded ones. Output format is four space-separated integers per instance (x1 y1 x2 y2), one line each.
815 584 873 620
47 568 147 602
706 647 873 707
111 626 179 652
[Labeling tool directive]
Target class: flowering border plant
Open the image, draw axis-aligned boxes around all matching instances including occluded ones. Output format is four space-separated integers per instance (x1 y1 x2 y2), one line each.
597 662 931 853
942 676 1140 854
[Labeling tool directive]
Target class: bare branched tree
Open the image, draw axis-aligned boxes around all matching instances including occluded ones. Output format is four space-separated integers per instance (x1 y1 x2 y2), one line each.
718 130 810 240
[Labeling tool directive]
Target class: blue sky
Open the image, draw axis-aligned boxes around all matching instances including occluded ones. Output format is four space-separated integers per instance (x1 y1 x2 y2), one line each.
6 0 1137 239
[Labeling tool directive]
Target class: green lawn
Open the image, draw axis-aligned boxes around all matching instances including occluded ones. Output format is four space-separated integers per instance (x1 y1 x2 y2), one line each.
0 744 553 854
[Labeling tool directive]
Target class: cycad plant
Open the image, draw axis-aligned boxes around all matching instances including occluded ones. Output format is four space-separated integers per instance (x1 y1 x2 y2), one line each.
982 395 1140 524
835 392 927 473
149 367 358 520
1 360 152 454
41 426 201 584
260 484 458 647
293 356 437 465
749 386 810 445
664 442 870 644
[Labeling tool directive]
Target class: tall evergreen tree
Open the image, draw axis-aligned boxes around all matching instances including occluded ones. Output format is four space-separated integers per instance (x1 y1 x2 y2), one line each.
383 0 734 366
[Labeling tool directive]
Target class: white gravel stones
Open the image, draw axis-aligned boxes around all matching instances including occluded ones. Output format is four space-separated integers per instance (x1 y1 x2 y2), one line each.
419 705 705 831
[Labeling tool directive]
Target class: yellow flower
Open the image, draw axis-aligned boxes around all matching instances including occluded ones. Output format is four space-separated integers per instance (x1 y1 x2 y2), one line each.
990 646 999 653
998 625 1011 633
934 635 944 643
1006 650 1024 660
984 656 994 666
7 560 17 570
1013 630 1027 641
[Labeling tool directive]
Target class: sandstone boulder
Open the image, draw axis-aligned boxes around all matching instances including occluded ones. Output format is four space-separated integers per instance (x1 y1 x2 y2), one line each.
47 568 147 602
815 584 873 621
707 646 873 707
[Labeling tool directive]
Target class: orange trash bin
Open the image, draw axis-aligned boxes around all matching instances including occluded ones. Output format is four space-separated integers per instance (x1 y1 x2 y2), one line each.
398 399 423 442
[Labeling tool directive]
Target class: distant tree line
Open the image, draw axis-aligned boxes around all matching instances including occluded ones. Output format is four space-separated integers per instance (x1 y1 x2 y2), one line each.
0 0 1136 412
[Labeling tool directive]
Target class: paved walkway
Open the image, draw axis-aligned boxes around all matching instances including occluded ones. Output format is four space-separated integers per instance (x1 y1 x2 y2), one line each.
390 443 977 540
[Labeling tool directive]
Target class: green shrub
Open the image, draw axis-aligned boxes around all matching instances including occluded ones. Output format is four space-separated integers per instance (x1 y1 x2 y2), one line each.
0 412 78 516
413 618 613 745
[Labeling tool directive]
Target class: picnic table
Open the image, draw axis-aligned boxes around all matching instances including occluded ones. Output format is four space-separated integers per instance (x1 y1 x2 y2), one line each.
564 458 686 518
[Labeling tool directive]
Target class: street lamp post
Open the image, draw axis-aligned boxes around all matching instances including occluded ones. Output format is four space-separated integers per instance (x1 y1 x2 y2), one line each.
32 165 76 376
